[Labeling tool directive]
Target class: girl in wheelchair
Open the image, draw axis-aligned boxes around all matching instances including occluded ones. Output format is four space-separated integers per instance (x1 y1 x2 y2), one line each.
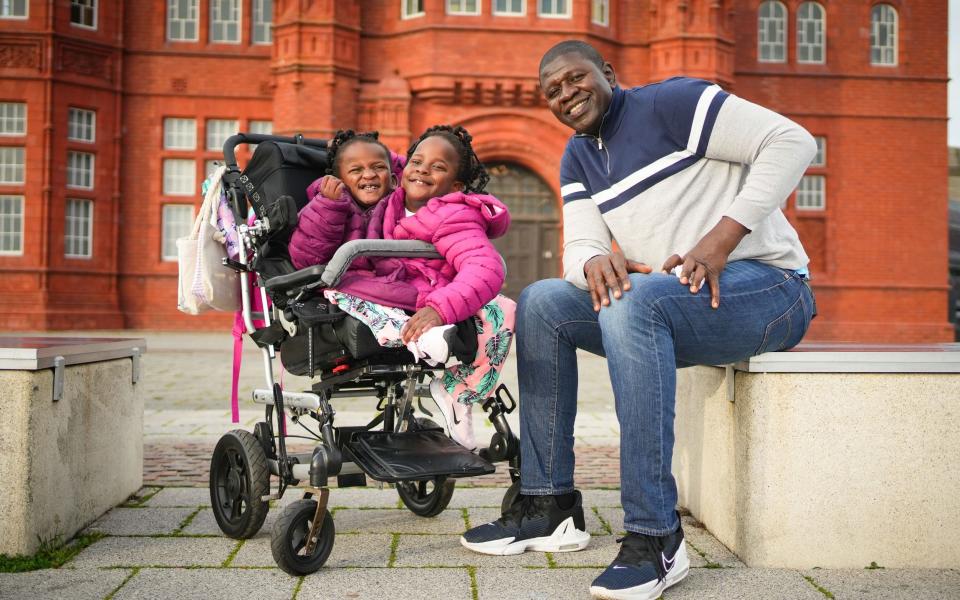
288 125 516 451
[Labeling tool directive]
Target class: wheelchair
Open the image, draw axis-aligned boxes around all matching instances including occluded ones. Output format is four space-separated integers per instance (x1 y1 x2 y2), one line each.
207 133 521 575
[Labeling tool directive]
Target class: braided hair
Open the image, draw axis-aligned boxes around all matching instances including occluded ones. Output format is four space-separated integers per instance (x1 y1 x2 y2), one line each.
406 125 489 193
326 129 391 177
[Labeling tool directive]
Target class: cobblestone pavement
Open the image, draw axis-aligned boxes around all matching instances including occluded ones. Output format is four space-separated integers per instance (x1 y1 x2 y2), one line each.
4 332 958 599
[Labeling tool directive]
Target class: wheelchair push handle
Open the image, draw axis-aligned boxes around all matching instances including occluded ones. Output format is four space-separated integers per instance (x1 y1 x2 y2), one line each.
221 133 328 174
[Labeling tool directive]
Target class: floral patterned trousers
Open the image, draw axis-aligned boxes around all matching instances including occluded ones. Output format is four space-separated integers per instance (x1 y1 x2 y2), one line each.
324 291 516 406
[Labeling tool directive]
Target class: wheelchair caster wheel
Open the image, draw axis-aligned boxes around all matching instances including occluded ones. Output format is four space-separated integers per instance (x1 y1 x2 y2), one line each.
271 499 335 576
501 479 522 514
396 476 456 517
210 430 270 539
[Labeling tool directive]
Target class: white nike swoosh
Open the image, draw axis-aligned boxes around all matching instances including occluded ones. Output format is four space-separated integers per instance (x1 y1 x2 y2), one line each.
662 551 677 571
612 565 627 570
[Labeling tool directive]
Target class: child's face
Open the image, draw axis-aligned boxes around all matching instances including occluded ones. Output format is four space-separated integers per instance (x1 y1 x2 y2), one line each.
336 141 394 206
402 136 464 208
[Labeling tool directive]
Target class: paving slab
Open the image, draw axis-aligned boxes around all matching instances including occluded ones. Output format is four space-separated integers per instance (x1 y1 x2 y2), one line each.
112 567 296 600
393 534 548 567
801 568 960 600
332 508 466 534
447 486 512 508
229 532 394 568
323 487 407 509
474 566 604 600
85 507 197 536
146 487 211 507
681 516 744 568
0 568 132 600
580 489 622 507
662 568 825 600
68 536 238 568
297 567 473 600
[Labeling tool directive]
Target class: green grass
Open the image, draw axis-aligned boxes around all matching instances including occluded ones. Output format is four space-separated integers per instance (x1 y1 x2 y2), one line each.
865 561 885 570
0 533 105 572
802 574 836 599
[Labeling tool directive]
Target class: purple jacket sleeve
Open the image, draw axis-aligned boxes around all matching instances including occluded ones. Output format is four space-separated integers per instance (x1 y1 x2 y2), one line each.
287 176 353 269
422 206 506 324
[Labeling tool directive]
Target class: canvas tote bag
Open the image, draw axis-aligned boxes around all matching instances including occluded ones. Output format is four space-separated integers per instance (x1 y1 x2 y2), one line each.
177 167 240 314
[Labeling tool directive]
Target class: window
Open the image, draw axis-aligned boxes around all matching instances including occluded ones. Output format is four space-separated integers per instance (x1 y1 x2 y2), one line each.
758 1 786 63
0 147 25 184
0 103 26 135
811 136 826 167
796 2 824 64
402 0 424 18
252 0 272 44
161 204 193 260
163 159 196 195
248 120 272 152
70 0 96 29
68 108 96 142
64 199 93 258
210 0 241 43
164 118 196 150
447 0 479 14
67 151 95 189
0 0 27 18
167 0 198 41
206 119 238 151
871 4 898 66
0 195 23 255
539 0 569 17
494 0 523 14
591 0 608 25
796 175 825 210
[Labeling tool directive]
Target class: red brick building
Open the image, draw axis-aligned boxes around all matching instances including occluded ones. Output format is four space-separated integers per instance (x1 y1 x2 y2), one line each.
0 0 951 341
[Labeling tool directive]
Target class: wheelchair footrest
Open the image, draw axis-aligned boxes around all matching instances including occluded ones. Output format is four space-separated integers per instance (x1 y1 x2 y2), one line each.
345 429 495 483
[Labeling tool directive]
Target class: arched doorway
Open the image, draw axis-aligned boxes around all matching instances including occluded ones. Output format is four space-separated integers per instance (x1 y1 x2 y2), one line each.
484 163 561 298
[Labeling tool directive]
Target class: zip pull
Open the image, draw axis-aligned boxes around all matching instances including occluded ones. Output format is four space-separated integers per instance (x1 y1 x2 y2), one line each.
598 137 603 151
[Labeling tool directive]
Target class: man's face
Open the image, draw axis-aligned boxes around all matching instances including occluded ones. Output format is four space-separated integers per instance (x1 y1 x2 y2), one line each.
539 53 616 136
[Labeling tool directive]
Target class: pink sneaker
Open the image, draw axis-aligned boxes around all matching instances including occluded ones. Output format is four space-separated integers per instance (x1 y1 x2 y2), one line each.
430 378 476 451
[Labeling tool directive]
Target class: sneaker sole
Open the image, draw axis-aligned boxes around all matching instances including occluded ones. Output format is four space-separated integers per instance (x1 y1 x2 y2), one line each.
588 541 691 600
460 516 591 556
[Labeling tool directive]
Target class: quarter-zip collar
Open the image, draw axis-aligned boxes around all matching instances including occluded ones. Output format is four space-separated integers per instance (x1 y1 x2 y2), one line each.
574 85 625 148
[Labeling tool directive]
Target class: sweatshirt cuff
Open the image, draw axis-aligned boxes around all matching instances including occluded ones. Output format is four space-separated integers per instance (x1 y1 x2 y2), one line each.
721 204 760 232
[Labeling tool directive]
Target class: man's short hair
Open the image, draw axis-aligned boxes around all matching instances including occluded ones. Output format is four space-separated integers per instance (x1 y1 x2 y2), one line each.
539 40 605 75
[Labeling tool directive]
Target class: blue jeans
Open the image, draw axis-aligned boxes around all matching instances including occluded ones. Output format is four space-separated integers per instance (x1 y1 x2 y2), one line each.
517 260 815 536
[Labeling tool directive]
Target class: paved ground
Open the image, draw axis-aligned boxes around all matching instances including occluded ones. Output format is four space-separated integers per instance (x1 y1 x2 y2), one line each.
2 331 958 599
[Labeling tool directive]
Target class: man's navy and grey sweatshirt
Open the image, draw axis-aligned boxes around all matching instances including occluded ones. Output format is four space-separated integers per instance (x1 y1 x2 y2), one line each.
560 77 816 289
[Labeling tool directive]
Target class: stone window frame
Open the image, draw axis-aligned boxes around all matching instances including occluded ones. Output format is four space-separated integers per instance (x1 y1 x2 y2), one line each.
796 1 825 64
167 0 199 42
64 198 94 259
0 103 26 136
161 204 194 261
870 3 898 66
68 107 96 143
758 0 787 63
70 0 97 30
0 195 24 256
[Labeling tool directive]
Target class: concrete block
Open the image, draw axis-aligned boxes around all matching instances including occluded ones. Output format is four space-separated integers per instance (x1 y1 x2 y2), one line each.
393 534 548 567
0 357 143 555
297 567 473 600
681 517 744 568
68 536 237 567
85 507 195 535
332 508 465 534
0 568 131 600
673 365 960 568
801 568 960 600
112 568 297 600
662 568 824 599
475 566 603 600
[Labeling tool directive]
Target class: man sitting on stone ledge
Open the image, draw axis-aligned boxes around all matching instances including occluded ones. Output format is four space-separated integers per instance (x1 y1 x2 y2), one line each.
460 40 818 600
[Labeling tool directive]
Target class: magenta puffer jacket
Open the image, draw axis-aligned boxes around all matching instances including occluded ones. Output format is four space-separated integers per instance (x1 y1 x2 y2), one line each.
288 186 510 324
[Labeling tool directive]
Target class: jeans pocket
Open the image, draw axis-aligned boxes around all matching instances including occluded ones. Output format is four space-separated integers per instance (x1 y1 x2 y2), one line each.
755 293 806 355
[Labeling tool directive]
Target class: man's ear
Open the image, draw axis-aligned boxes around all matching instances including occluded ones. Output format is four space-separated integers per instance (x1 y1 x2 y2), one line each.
602 62 617 89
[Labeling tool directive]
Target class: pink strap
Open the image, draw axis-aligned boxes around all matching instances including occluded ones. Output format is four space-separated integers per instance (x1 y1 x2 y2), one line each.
230 310 245 423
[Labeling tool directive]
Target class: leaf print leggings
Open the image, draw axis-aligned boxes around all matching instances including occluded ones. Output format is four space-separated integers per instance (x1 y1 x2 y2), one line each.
324 291 516 406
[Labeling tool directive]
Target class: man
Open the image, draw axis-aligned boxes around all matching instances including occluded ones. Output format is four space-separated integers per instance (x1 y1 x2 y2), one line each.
460 40 817 600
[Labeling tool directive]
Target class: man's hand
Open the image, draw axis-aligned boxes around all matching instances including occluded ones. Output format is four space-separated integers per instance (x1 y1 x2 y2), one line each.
660 216 749 309
401 307 444 343
319 176 345 201
584 252 652 312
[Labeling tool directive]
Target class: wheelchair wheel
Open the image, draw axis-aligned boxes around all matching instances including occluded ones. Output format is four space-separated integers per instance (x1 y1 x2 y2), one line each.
501 479 522 514
271 499 335 576
396 476 456 517
209 430 270 539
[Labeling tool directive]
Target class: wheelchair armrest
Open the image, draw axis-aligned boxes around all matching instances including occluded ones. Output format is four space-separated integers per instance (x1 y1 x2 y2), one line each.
263 239 442 295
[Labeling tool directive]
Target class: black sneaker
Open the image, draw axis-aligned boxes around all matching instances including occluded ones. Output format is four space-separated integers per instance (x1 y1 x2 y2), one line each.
589 523 690 600
460 491 591 555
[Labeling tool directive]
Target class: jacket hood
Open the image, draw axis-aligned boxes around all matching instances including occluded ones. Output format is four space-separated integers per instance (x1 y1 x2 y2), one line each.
430 191 511 239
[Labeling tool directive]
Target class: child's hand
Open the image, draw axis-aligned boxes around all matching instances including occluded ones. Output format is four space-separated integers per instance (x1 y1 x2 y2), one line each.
401 307 444 343
319 176 345 200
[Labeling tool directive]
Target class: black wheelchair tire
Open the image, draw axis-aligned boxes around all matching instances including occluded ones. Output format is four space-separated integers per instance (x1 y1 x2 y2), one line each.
271 499 335 576
209 429 270 539
500 479 523 514
396 476 456 517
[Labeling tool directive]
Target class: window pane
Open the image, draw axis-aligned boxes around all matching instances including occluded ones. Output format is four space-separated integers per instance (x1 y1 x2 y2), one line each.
68 108 96 142
871 4 898 66
211 0 241 43
70 0 96 28
164 118 196 150
163 159 196 195
796 175 825 210
162 204 194 260
206 119 238 151
592 0 608 25
758 1 786 63
65 198 93 258
0 147 25 184
252 0 272 43
0 195 24 255
797 3 824 64
168 0 198 41
66 151 95 189
495 0 523 13
0 102 26 135
811 136 826 166
1 0 28 17
403 0 425 17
